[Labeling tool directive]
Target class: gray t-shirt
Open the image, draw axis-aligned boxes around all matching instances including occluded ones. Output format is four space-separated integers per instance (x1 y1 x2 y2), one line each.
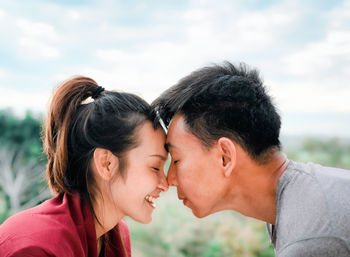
267 160 350 257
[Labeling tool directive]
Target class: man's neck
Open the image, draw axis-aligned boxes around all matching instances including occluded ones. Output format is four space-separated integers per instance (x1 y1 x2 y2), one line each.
225 150 289 224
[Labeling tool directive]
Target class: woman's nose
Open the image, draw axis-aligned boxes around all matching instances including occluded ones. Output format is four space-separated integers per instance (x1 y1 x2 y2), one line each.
158 170 169 192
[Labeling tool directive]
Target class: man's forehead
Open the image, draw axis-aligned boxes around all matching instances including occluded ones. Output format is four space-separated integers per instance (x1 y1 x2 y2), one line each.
166 117 187 152
167 114 187 135
166 118 205 152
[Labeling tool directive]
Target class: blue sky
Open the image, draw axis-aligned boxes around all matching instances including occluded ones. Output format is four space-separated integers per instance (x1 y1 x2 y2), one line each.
0 0 349 137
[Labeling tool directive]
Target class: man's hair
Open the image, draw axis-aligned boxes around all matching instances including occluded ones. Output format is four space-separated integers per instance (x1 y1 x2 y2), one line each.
152 61 281 163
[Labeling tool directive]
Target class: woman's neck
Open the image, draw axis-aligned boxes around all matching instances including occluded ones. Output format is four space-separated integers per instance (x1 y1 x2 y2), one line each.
92 197 124 239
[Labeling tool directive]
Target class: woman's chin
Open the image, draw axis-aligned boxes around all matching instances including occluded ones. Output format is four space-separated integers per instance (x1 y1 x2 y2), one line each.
132 215 152 224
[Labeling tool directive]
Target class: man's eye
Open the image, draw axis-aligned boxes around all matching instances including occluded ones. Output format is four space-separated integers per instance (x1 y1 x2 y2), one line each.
173 160 179 165
152 167 160 171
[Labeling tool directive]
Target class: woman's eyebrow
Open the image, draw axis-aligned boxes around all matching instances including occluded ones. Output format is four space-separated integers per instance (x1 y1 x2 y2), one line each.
149 154 168 161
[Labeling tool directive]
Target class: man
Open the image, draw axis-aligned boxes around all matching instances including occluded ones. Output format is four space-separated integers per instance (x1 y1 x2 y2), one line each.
152 62 350 256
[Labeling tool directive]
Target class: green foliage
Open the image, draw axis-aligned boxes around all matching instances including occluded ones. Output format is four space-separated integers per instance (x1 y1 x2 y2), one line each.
0 109 44 162
286 137 350 170
0 109 48 222
128 189 275 257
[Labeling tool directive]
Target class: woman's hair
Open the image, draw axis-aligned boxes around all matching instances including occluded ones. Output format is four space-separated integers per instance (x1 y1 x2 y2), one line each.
43 76 159 255
43 76 157 204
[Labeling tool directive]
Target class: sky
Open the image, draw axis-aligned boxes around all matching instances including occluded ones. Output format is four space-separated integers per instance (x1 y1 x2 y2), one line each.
0 0 349 137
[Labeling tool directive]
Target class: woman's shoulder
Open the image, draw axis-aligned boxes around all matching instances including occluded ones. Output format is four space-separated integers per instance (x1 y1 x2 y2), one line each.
118 220 130 235
1 198 58 236
108 220 131 257
0 194 73 236
119 219 131 248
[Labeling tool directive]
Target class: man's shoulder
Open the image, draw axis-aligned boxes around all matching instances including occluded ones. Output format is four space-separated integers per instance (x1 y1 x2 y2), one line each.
279 161 350 212
280 161 350 220
277 236 350 257
285 160 350 184
275 161 350 252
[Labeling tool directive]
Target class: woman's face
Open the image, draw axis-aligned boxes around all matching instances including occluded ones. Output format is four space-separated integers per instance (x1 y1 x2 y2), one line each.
110 121 169 224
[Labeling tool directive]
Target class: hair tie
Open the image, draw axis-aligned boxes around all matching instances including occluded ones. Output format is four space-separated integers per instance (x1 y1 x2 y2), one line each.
92 86 105 99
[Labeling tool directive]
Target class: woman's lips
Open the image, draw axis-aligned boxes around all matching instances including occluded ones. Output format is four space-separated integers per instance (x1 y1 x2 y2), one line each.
145 195 158 208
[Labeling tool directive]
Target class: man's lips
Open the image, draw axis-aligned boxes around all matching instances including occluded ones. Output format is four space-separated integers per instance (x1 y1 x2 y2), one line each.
178 196 188 205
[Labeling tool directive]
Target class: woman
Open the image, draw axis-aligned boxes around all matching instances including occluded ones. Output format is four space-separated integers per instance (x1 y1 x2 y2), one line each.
0 77 169 257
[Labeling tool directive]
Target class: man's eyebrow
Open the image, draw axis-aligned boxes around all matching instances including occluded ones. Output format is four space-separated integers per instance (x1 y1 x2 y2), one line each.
149 154 168 161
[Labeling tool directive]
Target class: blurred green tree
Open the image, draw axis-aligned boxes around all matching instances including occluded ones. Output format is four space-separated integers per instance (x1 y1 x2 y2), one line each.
286 137 350 170
0 109 49 222
0 109 43 161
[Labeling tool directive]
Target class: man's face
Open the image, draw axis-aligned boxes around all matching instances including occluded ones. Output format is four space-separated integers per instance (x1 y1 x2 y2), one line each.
166 114 227 218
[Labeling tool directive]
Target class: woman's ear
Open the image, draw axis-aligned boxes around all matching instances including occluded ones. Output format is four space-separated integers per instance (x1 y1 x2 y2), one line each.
93 148 119 181
217 137 236 177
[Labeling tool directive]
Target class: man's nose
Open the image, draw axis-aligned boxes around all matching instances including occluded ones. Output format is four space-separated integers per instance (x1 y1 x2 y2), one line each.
167 163 178 186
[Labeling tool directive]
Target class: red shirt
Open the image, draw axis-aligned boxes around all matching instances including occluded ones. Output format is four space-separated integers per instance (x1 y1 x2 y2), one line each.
0 193 131 257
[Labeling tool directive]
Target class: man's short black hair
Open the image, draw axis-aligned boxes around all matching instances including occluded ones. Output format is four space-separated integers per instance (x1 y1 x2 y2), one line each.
152 61 281 163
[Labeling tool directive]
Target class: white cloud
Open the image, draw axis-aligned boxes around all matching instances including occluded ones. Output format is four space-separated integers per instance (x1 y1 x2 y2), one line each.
75 0 347 114
0 8 62 61
16 19 60 42
183 8 209 21
232 8 300 48
14 18 61 59
19 37 61 59
183 0 301 52
51 68 160 103
262 0 350 116
92 3 298 83
89 2 303 105
284 30 350 76
283 0 350 78
0 86 50 115
95 42 196 91
0 68 11 79
154 1 302 72
329 0 350 29
0 0 349 133
0 8 17 43
95 49 125 62
66 9 81 21
268 79 350 113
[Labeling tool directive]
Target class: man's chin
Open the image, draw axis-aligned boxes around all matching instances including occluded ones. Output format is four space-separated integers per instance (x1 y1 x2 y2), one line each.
191 207 210 219
183 200 211 218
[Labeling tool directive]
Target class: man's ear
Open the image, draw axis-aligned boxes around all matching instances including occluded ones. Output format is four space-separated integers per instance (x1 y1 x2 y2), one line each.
217 137 236 177
93 148 119 181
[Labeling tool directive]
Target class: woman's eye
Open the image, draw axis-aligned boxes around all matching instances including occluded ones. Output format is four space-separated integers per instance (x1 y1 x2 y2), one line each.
173 160 179 165
152 167 160 172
